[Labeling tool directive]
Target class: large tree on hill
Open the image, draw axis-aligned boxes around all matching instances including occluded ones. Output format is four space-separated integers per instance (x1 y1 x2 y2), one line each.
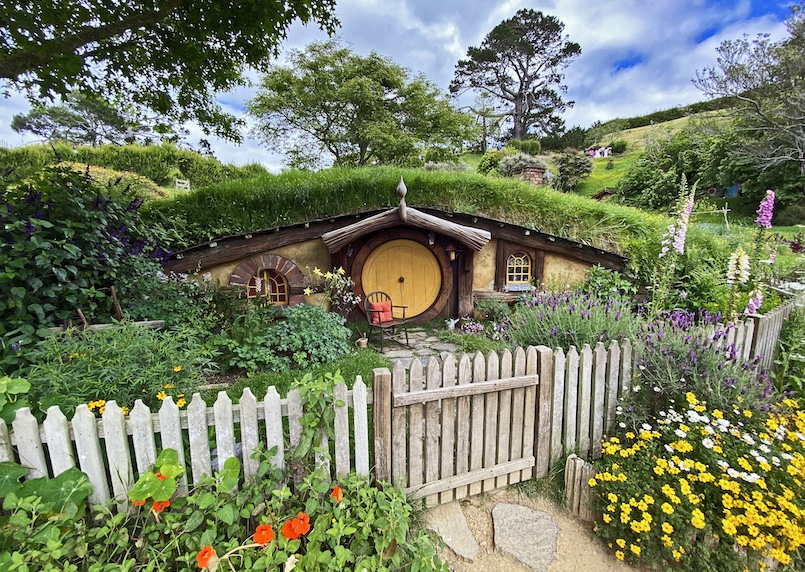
11 92 162 146
248 40 477 169
0 0 338 141
450 9 581 141
694 3 805 183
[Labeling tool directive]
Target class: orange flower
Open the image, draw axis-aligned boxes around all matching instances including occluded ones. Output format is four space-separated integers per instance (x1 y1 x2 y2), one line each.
330 486 343 503
152 499 170 513
281 512 311 540
132 499 146 507
254 523 275 545
196 545 216 569
155 472 167 481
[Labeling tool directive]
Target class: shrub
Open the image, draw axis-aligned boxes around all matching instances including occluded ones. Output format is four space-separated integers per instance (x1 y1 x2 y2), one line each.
423 161 471 172
24 324 210 417
608 139 628 154
423 146 457 163
0 166 169 372
477 146 517 174
500 289 640 349
474 298 511 323
496 152 548 177
591 395 805 571
553 149 594 191
507 138 542 155
619 310 776 428
579 266 637 298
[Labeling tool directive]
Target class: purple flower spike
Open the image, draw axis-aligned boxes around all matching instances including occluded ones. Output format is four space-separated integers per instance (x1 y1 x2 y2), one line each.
755 190 775 229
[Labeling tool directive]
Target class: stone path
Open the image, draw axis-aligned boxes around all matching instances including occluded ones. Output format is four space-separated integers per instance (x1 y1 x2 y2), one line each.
372 327 459 369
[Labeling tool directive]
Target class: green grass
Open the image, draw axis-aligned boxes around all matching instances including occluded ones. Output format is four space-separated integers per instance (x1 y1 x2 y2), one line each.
574 151 642 198
459 152 482 171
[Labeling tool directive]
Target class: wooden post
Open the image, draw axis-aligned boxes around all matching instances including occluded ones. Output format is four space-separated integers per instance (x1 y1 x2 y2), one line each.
373 368 393 483
534 346 553 478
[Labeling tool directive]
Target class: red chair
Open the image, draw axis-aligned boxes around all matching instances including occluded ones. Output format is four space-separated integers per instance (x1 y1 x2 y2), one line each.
363 291 410 352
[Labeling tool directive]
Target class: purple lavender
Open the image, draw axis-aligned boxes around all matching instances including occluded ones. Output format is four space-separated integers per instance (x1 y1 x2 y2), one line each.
755 189 775 228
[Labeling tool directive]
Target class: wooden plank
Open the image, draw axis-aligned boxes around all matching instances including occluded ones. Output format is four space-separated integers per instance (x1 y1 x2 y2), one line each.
12 408 48 480
103 401 133 506
393 374 540 406
604 341 621 434
550 348 566 466
534 346 553 478
592 343 607 459
213 392 236 475
408 360 425 489
72 405 110 504
440 355 458 504
391 361 408 487
424 357 442 506
742 319 755 361
129 400 156 477
469 351 486 496
405 457 535 499
0 419 13 462
188 393 212 481
158 397 187 492
287 388 304 484
565 454 578 514
620 339 632 397
500 349 518 487
264 387 284 471
454 353 472 499
352 377 370 476
482 351 500 492
333 382 350 477
520 346 537 481
578 345 594 459
43 406 75 476
563 346 580 456
372 369 393 483
239 388 260 481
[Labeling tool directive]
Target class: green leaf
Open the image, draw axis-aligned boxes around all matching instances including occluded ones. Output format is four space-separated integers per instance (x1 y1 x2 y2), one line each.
184 509 204 532
0 462 27 498
218 457 240 492
5 377 31 395
18 468 93 511
155 449 179 466
216 503 236 525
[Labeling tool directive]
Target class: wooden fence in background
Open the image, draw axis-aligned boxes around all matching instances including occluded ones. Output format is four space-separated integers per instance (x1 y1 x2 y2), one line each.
0 381 371 507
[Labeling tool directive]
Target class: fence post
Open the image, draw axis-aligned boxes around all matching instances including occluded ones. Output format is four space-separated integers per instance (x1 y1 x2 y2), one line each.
373 368 393 483
534 346 553 478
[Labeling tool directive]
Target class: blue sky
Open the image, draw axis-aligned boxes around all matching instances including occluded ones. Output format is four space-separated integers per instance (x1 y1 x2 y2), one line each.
0 0 793 171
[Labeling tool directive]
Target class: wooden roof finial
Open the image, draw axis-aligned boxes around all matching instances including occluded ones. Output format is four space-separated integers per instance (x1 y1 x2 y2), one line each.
397 177 408 222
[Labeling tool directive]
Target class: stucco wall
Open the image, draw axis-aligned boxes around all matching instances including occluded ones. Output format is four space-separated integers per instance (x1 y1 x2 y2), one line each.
543 253 591 288
472 239 498 290
205 239 332 287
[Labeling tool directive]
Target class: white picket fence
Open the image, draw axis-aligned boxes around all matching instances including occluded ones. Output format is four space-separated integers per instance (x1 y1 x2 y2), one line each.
0 381 371 507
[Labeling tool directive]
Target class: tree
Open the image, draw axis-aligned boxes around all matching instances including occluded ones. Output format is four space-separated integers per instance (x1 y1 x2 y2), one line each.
11 92 159 145
694 3 805 184
554 150 593 192
0 0 338 141
450 9 581 141
247 40 476 169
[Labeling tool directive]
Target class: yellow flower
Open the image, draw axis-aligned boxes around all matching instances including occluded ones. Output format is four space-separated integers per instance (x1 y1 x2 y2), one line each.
162 384 175 389
661 502 674 515
336 267 345 275
743 410 753 418
608 493 618 503
173 365 182 373
68 352 79 360
686 392 698 405
303 287 313 296
615 551 625 561
616 538 626 548
629 544 641 556
588 477 597 487
662 522 674 534
99 406 106 415
177 398 187 408
157 391 167 400
603 514 612 523
121 406 130 416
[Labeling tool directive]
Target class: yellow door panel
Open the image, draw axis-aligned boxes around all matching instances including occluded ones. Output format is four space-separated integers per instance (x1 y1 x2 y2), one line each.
362 239 442 317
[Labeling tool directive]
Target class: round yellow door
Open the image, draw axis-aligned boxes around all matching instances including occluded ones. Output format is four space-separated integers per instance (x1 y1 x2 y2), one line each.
361 239 442 318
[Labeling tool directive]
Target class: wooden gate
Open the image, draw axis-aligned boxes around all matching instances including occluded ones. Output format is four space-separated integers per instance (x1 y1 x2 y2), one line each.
373 347 539 506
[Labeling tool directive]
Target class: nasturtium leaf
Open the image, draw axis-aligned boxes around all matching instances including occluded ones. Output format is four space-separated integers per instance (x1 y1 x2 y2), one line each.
0 462 27 498
19 468 93 511
5 377 31 395
155 449 179 466
218 457 240 492
216 503 236 525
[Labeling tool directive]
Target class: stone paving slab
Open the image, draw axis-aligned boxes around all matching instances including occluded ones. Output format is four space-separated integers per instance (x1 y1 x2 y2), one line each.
424 501 479 562
492 503 559 572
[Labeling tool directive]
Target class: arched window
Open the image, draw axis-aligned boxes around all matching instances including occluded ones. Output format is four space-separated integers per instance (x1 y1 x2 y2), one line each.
506 252 532 291
247 269 289 305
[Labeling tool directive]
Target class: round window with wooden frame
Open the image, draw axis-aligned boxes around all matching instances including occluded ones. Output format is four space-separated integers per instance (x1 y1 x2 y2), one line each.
506 251 532 291
247 269 289 305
